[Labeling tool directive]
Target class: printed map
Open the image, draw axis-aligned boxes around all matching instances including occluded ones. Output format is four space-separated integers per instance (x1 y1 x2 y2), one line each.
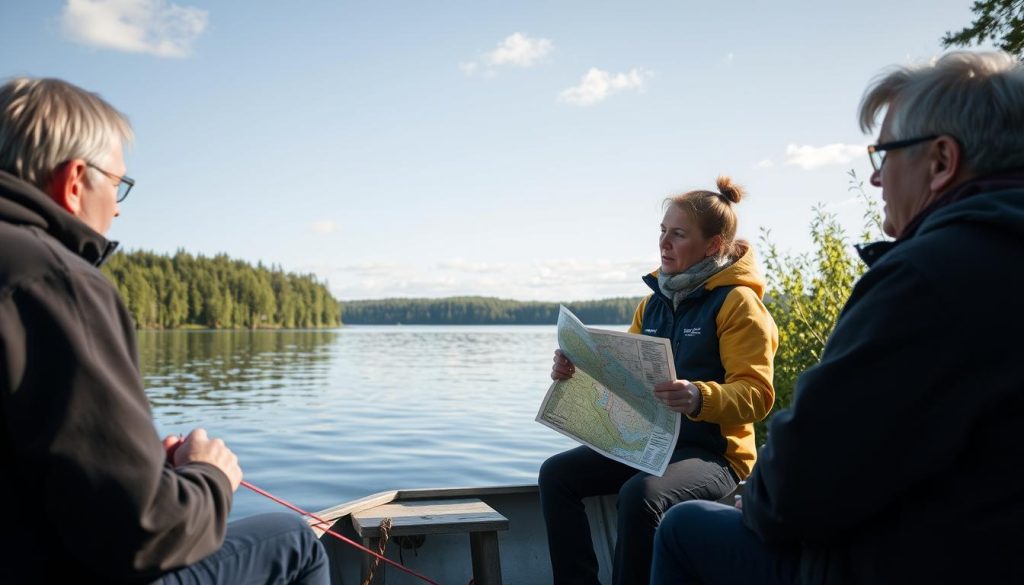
536 306 681 476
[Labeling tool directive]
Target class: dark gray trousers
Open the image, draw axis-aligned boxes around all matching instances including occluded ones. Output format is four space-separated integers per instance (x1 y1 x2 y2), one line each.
538 445 736 585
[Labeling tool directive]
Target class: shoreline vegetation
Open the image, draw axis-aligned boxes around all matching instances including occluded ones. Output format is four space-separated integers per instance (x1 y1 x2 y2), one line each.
102 250 341 330
340 296 641 326
102 250 641 329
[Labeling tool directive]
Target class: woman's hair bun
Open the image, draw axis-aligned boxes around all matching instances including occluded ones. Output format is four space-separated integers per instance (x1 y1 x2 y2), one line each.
715 175 745 204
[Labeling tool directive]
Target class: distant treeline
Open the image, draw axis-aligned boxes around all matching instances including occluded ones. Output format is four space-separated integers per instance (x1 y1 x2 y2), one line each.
101 250 341 329
340 296 644 325
99 250 643 328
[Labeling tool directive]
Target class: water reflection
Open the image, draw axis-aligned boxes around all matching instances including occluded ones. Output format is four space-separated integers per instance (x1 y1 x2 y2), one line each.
139 330 338 420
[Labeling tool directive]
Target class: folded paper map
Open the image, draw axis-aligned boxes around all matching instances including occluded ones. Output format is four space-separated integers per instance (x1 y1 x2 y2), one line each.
536 305 681 476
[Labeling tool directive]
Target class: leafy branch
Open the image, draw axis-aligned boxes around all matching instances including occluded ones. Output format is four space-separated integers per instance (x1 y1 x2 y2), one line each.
942 0 1024 57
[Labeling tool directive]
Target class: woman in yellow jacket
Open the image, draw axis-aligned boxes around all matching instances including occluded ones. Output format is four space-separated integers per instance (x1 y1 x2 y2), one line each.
538 176 778 585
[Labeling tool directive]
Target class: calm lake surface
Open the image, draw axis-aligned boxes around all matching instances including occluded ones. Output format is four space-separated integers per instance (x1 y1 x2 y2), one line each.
140 325 625 519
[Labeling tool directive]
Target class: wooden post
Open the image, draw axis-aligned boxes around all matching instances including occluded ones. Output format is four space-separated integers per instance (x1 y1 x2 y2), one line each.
470 530 502 585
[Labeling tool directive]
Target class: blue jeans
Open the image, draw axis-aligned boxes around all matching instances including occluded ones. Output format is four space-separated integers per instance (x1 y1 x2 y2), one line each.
651 501 799 585
156 513 329 585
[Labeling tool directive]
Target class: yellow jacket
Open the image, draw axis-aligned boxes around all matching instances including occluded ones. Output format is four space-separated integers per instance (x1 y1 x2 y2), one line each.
629 242 777 478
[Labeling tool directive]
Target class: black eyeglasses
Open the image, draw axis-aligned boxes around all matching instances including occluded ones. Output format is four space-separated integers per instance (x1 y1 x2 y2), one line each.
866 135 938 172
86 162 135 203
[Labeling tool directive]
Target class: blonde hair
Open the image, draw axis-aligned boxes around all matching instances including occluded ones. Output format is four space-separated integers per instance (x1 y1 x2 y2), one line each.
858 50 1024 176
0 77 133 190
664 175 745 257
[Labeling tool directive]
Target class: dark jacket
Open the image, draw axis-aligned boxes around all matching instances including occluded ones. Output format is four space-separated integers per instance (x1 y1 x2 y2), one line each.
742 172 1024 584
0 171 232 584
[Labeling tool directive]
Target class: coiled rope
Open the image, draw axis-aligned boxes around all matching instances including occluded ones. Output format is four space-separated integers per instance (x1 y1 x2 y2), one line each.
362 517 393 585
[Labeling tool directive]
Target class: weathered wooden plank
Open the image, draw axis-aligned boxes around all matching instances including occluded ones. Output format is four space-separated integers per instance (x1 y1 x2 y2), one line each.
352 498 509 537
307 489 399 537
311 484 538 524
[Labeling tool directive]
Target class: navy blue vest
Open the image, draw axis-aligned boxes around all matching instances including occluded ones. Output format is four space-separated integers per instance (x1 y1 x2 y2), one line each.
641 274 735 455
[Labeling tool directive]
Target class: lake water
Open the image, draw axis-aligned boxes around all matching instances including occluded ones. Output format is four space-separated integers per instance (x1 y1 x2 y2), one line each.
140 325 626 519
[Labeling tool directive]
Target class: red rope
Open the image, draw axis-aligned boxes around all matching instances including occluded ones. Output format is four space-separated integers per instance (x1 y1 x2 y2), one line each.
240 480 439 585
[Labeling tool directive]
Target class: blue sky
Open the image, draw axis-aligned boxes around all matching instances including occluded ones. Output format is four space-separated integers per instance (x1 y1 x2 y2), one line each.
1 1 985 301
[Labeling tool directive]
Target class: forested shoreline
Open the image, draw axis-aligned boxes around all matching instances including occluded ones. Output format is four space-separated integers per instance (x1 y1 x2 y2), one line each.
340 296 642 325
101 250 341 329
102 250 641 328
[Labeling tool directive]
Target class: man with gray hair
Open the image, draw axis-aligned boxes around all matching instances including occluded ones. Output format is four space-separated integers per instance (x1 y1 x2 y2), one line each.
650 50 1024 584
0 77 328 583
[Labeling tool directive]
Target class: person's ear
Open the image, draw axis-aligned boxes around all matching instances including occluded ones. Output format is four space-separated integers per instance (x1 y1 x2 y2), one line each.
45 160 88 215
929 136 964 194
705 234 724 257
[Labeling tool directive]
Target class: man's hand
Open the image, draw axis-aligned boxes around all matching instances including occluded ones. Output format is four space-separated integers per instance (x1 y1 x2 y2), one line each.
162 435 183 466
653 379 703 416
164 429 242 492
551 349 576 380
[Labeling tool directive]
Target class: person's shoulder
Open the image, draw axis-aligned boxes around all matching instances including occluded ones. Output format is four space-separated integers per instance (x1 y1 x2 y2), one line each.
724 283 760 301
860 219 1022 318
716 286 772 330
0 222 62 292
719 284 764 311
912 187 1024 264
0 221 112 298
899 219 1009 275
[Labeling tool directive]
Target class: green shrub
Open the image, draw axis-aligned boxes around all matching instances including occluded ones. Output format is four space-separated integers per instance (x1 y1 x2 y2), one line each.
756 171 887 444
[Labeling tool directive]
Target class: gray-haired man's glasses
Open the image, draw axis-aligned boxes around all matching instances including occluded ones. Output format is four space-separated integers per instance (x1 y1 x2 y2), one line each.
87 162 135 203
866 135 939 172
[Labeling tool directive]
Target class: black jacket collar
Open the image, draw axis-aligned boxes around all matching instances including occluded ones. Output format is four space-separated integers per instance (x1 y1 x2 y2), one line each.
0 170 118 266
856 168 1024 268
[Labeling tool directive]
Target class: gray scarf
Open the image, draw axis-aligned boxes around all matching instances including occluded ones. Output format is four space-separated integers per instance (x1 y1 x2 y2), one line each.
658 255 733 308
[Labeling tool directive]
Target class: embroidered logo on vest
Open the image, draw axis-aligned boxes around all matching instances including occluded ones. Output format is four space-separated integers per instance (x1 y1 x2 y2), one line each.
643 328 658 334
682 327 702 337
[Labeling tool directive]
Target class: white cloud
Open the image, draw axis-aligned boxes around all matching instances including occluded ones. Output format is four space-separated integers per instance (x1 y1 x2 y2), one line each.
485 32 553 67
338 261 400 277
436 258 509 272
461 32 553 76
326 258 657 301
61 0 208 58
784 143 867 170
311 220 336 235
559 68 652 106
753 158 775 169
724 52 735 65
527 259 653 290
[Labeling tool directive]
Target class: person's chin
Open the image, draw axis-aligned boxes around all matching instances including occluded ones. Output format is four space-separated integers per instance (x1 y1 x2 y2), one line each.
881 218 897 239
